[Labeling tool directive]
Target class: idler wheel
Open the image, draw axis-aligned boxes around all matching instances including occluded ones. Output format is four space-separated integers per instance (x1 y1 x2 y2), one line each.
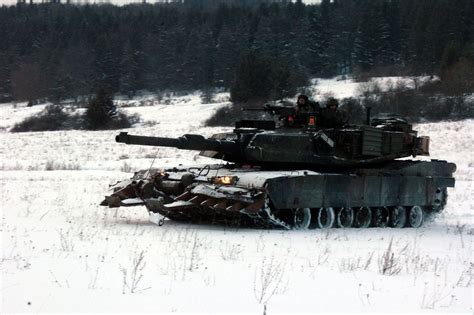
293 208 311 230
390 206 407 228
373 207 390 228
312 207 335 229
336 207 354 228
408 205 424 228
354 207 372 228
432 187 447 212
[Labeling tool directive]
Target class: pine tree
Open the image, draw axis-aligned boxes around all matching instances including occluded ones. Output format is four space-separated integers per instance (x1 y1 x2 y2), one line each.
214 24 248 87
303 10 325 76
230 52 274 103
119 40 144 97
11 62 43 105
85 88 116 130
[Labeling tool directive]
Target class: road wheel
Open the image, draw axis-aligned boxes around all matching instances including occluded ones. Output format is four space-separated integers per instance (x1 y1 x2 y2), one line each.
354 207 372 228
293 208 311 230
433 187 447 212
314 207 335 229
408 205 424 228
373 207 389 227
390 206 407 228
336 207 354 228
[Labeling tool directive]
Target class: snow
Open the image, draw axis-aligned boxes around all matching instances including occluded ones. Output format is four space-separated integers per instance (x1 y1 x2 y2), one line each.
1 79 472 313
310 75 439 100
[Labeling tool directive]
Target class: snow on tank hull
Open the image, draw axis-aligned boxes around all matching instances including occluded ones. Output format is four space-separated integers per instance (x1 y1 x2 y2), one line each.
102 160 455 229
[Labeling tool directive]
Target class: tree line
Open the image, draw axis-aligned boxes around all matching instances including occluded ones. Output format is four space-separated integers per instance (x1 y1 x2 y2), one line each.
0 0 472 104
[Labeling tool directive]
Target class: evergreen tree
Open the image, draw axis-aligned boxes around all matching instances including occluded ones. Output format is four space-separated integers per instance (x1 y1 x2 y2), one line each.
303 10 325 76
85 88 116 130
119 39 144 97
214 25 244 87
230 52 274 102
11 62 43 105
230 51 304 102
0 51 11 102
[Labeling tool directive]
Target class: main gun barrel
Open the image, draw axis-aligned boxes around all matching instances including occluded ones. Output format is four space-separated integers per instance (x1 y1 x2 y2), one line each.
115 132 239 153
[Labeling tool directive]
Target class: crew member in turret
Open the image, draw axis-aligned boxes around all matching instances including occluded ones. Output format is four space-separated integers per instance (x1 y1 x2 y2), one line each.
297 94 320 115
320 98 348 128
286 94 320 127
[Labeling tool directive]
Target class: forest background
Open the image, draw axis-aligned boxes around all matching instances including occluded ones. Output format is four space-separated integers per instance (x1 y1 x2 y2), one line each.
0 0 473 118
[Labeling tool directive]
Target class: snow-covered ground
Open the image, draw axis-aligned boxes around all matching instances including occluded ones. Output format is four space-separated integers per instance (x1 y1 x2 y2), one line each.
1 80 472 313
309 75 439 100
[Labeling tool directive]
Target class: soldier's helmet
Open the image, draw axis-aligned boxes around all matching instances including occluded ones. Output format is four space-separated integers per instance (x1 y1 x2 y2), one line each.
327 97 339 108
297 94 309 106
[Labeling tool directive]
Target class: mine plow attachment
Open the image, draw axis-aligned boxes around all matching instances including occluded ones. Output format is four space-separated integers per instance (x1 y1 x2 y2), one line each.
143 183 280 228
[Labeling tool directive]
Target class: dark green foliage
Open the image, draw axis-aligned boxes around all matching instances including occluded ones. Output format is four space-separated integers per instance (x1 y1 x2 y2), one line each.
205 102 269 127
12 90 140 132
205 104 245 127
230 52 306 103
85 88 117 130
230 53 274 103
272 62 304 100
105 111 141 130
11 105 70 132
437 43 474 95
1 1 472 103
360 86 474 123
84 88 140 130
200 87 215 104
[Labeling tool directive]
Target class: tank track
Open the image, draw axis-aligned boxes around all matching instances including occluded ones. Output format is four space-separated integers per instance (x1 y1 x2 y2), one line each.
263 205 438 230
152 197 442 230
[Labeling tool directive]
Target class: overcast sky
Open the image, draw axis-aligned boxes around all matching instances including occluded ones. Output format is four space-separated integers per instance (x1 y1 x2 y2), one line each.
1 0 321 6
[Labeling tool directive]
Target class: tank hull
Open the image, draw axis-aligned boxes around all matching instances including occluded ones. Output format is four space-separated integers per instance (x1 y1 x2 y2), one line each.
102 160 455 229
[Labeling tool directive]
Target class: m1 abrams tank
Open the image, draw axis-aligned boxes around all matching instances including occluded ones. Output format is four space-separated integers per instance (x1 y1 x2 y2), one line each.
101 103 456 229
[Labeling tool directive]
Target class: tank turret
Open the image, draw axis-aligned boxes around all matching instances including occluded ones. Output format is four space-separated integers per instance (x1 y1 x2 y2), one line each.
115 113 430 169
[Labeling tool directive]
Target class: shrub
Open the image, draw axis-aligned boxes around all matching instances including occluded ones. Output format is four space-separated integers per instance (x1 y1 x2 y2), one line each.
200 87 215 104
361 88 473 123
11 89 141 132
84 88 140 130
106 111 140 129
11 105 70 132
205 102 270 127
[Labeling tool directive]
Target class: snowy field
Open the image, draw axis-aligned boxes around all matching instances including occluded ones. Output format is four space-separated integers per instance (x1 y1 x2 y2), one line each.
1 78 473 313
